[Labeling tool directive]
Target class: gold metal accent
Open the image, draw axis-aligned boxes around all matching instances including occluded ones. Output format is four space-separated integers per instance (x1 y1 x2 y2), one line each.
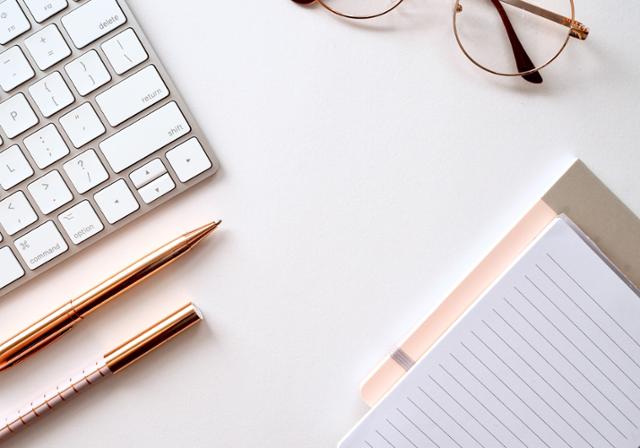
0 304 202 437
0 221 221 371
316 0 405 20
105 303 203 374
298 0 589 79
499 0 589 40
569 20 590 40
452 0 577 77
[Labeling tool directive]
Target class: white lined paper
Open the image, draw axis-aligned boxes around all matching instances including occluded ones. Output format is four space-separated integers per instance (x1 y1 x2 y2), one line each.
340 218 640 448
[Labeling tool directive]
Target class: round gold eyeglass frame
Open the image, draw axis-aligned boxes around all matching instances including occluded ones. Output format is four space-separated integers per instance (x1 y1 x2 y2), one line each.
313 0 406 19
292 0 590 83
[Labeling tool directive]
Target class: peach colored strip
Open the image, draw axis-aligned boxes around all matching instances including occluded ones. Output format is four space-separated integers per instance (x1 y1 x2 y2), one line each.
361 200 557 406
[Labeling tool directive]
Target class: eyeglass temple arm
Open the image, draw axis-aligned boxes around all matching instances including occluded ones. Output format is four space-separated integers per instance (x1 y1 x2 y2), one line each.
499 0 589 40
489 0 542 83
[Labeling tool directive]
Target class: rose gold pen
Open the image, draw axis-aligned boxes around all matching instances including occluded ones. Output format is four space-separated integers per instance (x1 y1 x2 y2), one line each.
0 221 221 372
0 302 203 442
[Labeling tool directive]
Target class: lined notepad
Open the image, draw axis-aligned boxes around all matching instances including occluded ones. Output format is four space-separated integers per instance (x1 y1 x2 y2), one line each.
340 217 640 448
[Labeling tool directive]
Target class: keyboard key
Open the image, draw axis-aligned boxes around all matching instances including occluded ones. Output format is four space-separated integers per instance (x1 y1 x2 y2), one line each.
0 0 31 45
65 49 110 96
23 124 70 169
24 0 68 23
0 246 24 288
130 158 166 189
0 145 34 190
28 72 75 118
61 0 126 49
14 221 68 270
138 173 174 204
96 65 168 127
63 149 109 193
101 28 147 75
0 46 35 92
0 93 39 138
0 0 218 297
28 170 73 214
59 102 105 148
166 138 212 183
94 179 138 224
0 191 38 236
24 24 71 71
100 102 190 173
58 200 103 245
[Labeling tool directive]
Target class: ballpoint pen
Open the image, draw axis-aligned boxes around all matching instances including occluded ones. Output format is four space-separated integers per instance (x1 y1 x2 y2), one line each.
0 302 203 442
0 220 221 371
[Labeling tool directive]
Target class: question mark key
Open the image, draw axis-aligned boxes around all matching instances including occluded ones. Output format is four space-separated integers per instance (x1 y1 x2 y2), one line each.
62 149 109 194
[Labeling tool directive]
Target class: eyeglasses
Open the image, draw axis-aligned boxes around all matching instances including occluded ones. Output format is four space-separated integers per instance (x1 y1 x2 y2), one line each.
291 0 589 84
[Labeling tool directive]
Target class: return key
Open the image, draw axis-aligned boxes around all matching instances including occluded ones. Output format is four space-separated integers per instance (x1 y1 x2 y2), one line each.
96 65 169 127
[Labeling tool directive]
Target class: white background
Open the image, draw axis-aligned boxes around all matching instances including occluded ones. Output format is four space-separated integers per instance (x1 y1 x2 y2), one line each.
1 1 639 447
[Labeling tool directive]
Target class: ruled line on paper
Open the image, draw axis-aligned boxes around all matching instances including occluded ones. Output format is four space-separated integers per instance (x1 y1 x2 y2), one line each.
478 320 613 448
376 429 396 448
429 374 508 448
407 396 463 448
386 419 417 448
418 385 488 448
493 305 629 438
515 286 640 412
447 354 552 448
396 407 441 448
526 275 640 393
547 253 640 352
502 296 638 429
440 362 533 448
458 343 576 448
537 263 640 372
339 219 640 448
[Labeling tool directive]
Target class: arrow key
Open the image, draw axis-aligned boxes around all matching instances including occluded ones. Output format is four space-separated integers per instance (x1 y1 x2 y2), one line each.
129 158 166 189
138 173 175 205
166 138 212 183
94 179 138 224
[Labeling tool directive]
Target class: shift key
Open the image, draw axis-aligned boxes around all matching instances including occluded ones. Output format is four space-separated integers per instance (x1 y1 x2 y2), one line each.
99 102 190 173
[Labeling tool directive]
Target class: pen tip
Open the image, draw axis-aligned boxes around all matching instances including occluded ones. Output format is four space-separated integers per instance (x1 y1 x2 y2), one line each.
185 220 222 246
208 220 222 232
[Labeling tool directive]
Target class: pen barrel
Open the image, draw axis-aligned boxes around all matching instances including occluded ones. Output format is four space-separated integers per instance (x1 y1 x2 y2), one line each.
0 221 219 372
0 239 190 370
70 238 191 316
0 359 112 442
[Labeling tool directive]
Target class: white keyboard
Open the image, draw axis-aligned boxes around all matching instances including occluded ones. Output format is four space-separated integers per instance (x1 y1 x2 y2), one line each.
0 0 218 297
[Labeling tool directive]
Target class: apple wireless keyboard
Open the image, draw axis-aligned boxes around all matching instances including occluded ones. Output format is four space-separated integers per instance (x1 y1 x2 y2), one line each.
0 0 218 297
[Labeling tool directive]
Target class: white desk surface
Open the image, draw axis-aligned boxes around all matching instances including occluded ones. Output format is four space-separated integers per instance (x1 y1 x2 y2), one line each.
1 1 639 447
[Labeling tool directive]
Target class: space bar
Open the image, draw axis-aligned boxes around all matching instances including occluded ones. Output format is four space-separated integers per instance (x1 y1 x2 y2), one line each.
99 102 191 173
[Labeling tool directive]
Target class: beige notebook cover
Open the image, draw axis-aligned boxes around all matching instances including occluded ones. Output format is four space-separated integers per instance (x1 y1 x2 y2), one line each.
361 160 640 406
